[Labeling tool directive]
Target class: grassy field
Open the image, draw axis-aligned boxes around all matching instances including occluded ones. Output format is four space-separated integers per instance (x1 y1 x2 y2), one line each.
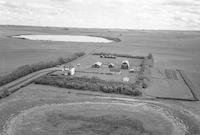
6 103 172 135
0 84 199 135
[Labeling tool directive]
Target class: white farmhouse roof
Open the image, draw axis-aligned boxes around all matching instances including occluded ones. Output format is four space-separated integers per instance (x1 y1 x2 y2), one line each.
94 62 102 65
122 60 129 64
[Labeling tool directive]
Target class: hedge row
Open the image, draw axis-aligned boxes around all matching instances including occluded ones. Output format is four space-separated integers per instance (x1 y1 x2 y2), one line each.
136 53 154 88
93 52 145 59
0 52 85 86
34 75 142 96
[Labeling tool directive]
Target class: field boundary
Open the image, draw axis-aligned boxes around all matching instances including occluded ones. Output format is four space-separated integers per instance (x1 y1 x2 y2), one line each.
176 69 199 101
156 97 198 101
92 52 145 59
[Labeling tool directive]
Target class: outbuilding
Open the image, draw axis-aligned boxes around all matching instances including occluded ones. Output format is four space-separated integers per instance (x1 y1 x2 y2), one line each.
108 63 115 68
92 62 102 68
62 66 75 76
121 60 130 69
129 66 140 73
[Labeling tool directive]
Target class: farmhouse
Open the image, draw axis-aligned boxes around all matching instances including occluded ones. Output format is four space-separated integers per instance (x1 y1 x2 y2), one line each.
62 66 75 76
92 62 102 68
121 60 130 69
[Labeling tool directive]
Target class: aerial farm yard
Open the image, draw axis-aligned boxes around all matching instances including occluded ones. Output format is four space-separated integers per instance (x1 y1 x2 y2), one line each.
65 54 142 82
1 25 200 135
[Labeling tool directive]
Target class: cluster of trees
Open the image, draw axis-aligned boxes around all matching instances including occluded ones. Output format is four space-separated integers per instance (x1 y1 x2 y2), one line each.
34 75 142 96
136 53 154 89
93 52 145 59
0 87 10 99
0 52 85 86
147 53 154 67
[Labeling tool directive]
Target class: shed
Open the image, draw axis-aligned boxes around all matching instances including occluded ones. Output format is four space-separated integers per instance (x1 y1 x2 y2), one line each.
100 55 104 58
121 60 130 69
129 67 140 73
92 62 102 68
108 63 115 68
123 77 129 82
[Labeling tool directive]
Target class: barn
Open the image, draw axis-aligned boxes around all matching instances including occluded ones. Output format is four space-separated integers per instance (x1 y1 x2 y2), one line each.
121 60 130 69
108 63 115 68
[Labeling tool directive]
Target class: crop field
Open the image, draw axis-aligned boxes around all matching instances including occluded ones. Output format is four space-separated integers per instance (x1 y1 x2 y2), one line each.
184 72 200 98
145 68 196 100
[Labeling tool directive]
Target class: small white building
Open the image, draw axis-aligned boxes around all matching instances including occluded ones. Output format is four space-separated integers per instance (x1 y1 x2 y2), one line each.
123 77 129 82
62 66 75 76
92 62 102 68
129 66 140 73
121 60 130 69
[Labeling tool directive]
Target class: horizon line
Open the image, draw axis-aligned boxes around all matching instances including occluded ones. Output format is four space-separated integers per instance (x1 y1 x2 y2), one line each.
1 24 200 32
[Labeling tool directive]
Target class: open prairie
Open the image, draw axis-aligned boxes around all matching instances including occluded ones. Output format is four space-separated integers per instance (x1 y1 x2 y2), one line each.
1 25 200 75
1 25 200 97
1 25 200 135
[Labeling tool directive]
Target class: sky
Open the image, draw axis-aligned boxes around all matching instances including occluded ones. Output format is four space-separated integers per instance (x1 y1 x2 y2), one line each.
0 0 200 30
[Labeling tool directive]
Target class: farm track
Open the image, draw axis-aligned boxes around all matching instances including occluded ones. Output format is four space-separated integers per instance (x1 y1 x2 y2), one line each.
0 44 104 98
0 69 57 94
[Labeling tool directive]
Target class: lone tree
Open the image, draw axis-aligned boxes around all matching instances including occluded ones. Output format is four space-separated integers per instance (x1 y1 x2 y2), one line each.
147 53 154 67
0 87 10 98
147 53 153 59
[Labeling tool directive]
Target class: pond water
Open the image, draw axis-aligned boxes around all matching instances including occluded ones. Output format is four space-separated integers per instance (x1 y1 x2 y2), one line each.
13 35 113 43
